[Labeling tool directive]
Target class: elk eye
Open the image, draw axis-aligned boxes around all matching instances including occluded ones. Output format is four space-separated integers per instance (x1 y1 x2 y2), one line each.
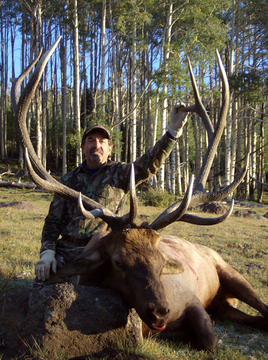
113 259 121 267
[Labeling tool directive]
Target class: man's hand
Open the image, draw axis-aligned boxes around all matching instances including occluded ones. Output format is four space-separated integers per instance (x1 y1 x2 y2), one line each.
35 249 57 281
168 102 188 138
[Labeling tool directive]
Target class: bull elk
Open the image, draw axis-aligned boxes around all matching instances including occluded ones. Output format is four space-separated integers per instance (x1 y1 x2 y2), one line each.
13 37 268 353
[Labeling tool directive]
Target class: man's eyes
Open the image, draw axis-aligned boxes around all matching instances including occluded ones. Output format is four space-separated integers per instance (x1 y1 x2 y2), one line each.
87 138 107 144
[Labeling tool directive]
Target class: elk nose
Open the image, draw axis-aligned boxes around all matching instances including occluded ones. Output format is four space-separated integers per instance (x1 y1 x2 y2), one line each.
146 302 170 322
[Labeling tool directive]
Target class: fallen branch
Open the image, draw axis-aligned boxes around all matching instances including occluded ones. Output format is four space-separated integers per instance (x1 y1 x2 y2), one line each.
249 176 268 189
225 199 268 208
0 180 36 189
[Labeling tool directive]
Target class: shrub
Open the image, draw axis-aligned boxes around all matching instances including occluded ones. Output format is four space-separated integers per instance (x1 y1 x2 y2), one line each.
140 188 179 207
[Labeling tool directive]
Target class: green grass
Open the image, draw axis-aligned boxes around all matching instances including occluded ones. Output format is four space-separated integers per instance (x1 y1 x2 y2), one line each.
0 188 53 293
0 187 268 359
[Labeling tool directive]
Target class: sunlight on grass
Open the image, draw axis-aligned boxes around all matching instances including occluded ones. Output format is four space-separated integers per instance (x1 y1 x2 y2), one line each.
0 188 52 293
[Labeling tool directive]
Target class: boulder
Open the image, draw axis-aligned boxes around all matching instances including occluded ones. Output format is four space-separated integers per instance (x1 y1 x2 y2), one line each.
0 283 143 359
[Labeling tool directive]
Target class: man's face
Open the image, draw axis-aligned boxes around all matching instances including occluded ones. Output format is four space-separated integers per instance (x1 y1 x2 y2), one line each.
81 131 113 168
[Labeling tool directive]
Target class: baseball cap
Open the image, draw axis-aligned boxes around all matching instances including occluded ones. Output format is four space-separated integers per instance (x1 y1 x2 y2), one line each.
82 124 111 144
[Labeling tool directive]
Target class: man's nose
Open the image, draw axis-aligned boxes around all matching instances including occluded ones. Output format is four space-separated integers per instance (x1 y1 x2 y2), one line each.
95 139 101 147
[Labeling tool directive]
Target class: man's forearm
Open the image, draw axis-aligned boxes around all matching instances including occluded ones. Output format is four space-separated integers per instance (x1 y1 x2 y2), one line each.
133 132 176 185
40 193 65 253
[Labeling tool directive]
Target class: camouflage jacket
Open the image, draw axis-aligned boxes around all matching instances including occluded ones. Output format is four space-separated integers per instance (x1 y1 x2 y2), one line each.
40 132 176 257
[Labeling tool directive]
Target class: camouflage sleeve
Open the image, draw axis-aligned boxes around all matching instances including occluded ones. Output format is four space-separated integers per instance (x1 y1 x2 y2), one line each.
133 132 175 186
40 193 67 253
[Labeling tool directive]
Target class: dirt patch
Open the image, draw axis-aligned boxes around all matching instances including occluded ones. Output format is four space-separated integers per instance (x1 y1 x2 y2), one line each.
192 202 229 215
233 209 257 218
0 201 38 211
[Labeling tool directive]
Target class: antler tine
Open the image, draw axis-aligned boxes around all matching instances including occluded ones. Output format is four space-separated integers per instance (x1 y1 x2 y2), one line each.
10 48 43 112
16 36 62 181
150 175 194 231
10 48 43 113
189 153 249 209
128 164 138 223
183 57 214 143
193 50 230 193
180 199 234 225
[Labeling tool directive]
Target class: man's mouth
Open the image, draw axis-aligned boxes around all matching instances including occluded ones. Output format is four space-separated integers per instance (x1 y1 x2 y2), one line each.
90 149 103 156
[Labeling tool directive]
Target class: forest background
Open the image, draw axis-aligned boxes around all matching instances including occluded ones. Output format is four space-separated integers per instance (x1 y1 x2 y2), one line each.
0 0 267 202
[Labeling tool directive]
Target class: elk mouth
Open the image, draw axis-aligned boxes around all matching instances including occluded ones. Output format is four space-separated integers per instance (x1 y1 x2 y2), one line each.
150 315 169 332
151 322 167 332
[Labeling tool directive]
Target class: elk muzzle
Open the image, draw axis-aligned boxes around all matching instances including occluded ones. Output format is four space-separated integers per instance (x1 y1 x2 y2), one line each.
146 302 170 331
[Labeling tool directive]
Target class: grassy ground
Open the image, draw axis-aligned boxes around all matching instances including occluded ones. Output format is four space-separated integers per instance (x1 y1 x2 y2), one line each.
0 187 268 359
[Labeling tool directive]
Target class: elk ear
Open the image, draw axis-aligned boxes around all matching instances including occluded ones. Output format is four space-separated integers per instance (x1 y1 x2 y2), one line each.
57 258 95 277
53 233 111 281
161 252 184 275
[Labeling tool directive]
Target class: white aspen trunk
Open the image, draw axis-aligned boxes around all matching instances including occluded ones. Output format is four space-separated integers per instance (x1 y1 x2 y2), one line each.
230 3 240 188
225 0 236 194
193 114 200 177
55 55 59 171
158 96 167 190
213 60 221 191
176 141 182 195
181 121 189 193
251 111 257 199
109 0 120 161
101 0 106 119
230 101 237 184
166 160 171 194
0 13 5 159
126 55 131 163
42 30 48 169
257 105 264 202
33 1 43 161
246 119 252 200
82 34 87 129
159 0 173 191
140 37 146 157
146 25 153 151
149 93 159 188
153 95 159 147
73 0 81 166
61 29 67 175
170 148 176 195
131 25 137 162
185 121 189 186
251 28 258 197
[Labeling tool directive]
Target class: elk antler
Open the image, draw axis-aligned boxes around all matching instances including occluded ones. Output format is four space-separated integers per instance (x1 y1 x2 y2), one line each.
149 51 249 231
17 41 248 234
10 48 43 113
16 37 136 230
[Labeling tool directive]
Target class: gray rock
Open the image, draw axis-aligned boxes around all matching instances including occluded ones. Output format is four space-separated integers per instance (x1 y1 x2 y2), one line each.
0 283 143 359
